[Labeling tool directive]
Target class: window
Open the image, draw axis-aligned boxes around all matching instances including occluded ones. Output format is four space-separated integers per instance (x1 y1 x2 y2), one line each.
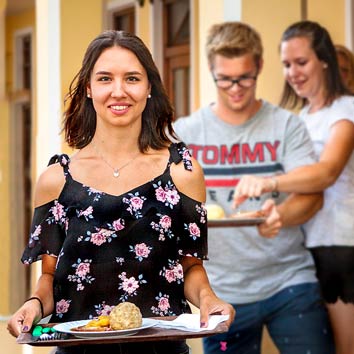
10 29 33 304
163 0 190 118
113 6 135 32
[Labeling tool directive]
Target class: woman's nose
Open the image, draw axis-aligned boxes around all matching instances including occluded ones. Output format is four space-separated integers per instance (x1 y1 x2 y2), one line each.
287 65 299 78
111 81 125 97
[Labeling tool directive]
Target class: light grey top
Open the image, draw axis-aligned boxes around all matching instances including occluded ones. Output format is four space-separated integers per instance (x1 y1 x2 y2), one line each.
174 100 318 304
301 95 354 247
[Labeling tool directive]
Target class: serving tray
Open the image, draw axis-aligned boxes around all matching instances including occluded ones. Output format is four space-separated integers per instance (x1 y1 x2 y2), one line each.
17 316 229 347
208 216 266 227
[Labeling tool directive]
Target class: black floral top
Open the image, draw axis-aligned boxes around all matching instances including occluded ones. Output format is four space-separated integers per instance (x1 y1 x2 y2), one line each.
22 143 207 322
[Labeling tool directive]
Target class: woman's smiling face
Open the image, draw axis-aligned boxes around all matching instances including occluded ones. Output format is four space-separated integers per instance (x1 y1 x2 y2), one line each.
87 45 151 130
281 36 327 101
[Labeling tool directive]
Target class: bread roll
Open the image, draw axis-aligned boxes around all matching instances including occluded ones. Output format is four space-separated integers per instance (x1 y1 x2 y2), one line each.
206 204 226 220
109 302 142 330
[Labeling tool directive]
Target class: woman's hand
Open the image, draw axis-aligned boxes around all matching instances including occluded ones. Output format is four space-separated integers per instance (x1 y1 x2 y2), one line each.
7 299 42 337
233 175 275 208
256 199 282 238
198 294 236 329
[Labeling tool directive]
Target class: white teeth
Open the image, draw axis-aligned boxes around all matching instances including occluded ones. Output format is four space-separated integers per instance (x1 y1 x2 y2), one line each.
111 105 128 110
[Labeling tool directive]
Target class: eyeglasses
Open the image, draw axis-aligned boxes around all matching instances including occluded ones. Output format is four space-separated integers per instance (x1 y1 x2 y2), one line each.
212 74 258 89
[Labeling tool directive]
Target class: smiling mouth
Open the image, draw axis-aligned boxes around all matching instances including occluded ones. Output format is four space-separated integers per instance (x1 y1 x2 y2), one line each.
110 105 129 111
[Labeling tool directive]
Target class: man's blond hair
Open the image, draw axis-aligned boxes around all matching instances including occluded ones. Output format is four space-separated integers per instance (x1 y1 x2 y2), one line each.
206 22 263 68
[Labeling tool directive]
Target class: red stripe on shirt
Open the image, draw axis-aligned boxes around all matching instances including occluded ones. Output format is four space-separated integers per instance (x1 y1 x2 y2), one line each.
205 179 240 187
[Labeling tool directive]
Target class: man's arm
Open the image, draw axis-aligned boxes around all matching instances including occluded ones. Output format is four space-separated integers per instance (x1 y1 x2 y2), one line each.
277 192 323 227
257 192 323 237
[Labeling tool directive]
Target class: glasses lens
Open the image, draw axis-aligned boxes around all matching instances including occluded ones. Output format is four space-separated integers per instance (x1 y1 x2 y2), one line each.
215 77 256 89
215 79 233 89
238 78 256 88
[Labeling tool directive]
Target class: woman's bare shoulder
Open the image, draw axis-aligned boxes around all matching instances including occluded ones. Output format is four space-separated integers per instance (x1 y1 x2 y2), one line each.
34 163 66 207
170 156 206 202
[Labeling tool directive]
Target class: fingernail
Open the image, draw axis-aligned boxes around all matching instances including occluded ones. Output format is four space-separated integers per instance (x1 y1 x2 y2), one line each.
200 322 207 328
22 326 29 332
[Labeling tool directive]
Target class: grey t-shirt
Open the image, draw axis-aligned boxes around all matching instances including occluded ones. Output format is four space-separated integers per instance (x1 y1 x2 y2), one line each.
173 100 318 304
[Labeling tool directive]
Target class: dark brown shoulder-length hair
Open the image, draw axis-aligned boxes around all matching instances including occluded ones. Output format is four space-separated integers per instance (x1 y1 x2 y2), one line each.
279 20 351 110
63 30 176 151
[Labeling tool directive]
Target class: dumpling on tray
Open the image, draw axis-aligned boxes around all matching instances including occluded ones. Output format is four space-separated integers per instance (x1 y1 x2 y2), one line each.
71 302 142 331
109 302 142 330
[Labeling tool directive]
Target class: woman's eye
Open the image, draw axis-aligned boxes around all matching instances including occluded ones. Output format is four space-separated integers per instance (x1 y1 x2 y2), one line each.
98 76 111 82
127 76 140 82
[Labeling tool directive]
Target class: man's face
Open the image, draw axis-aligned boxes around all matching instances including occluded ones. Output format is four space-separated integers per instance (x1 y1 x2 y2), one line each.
211 53 260 115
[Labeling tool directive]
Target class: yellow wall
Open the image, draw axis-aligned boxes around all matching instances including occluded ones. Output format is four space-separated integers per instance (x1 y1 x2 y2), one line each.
0 100 10 314
242 0 346 105
5 10 35 94
60 0 103 153
1 8 35 315
198 0 224 107
137 1 151 50
308 0 345 44
243 0 303 104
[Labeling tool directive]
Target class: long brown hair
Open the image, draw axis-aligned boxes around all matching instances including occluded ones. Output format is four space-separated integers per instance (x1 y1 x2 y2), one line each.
63 30 176 151
279 21 351 109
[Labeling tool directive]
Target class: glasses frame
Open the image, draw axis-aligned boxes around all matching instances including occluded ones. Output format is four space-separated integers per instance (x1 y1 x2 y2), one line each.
212 73 258 89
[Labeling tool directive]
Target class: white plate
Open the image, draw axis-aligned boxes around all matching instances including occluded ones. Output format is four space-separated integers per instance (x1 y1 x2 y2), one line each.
53 318 157 339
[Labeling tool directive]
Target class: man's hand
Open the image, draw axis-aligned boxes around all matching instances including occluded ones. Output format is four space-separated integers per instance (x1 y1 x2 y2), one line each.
233 175 275 208
257 199 282 238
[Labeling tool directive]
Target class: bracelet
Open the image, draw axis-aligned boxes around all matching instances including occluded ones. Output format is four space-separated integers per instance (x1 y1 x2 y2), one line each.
24 296 44 319
269 176 278 192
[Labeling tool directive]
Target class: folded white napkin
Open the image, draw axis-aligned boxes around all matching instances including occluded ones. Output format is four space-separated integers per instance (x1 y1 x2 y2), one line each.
153 314 229 332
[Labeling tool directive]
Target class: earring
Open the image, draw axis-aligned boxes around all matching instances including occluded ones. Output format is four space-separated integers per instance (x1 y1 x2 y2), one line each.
87 92 91 98
148 94 151 98
323 63 328 69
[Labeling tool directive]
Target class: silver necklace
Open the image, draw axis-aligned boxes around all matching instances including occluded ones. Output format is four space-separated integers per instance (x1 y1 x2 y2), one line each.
92 142 140 178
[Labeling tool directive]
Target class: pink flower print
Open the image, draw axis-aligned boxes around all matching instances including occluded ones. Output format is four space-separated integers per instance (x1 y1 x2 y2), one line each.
61 155 68 166
29 225 42 244
130 196 144 210
122 276 139 294
51 201 65 222
118 272 146 301
178 145 193 171
166 189 180 205
165 269 177 283
76 261 91 277
90 228 115 246
133 243 151 261
115 257 125 265
173 264 183 280
151 214 174 240
160 261 183 284
95 302 115 316
77 206 94 221
100 304 115 316
68 259 95 291
188 223 200 239
151 293 175 316
155 186 167 202
123 193 146 218
56 299 71 318
158 296 170 312
196 203 207 224
112 218 125 231
220 341 228 351
85 228 116 245
90 230 107 246
159 215 171 229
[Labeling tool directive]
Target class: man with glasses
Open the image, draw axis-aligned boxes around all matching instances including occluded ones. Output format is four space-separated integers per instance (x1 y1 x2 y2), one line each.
173 22 334 354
